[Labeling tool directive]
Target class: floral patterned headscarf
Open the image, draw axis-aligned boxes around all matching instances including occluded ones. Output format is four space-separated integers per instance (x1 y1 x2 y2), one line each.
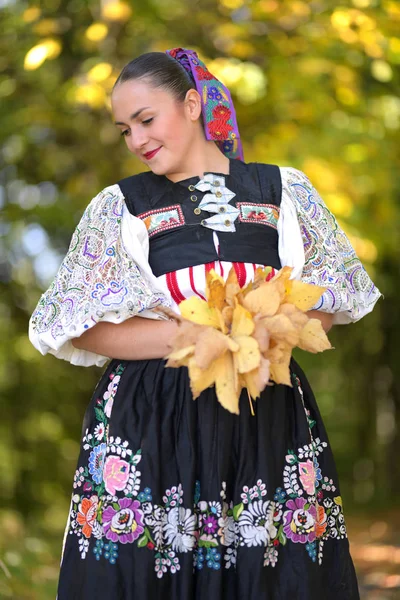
166 47 244 161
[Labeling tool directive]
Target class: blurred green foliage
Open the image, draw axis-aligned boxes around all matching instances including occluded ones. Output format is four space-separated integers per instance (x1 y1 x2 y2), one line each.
0 0 399 597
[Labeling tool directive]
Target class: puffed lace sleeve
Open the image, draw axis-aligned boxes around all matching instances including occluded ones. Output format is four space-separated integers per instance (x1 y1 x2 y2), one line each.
277 167 382 324
29 184 172 366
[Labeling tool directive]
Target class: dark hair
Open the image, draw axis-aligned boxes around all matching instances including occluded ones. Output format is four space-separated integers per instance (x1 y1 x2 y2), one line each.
113 52 195 102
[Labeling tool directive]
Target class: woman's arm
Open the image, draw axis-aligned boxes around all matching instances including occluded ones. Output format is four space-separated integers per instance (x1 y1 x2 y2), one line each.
71 316 178 360
306 310 334 333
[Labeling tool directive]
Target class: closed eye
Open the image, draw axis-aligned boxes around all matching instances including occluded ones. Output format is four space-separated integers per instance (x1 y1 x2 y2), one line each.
142 118 153 125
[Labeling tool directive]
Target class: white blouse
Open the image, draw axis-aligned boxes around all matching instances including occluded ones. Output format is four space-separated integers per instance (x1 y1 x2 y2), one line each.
29 167 381 367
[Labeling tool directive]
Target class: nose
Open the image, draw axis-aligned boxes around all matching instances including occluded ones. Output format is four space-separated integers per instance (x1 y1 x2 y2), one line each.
127 127 149 154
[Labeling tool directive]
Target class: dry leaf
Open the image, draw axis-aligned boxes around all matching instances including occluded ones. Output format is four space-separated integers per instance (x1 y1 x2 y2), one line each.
207 278 226 312
188 356 219 398
215 353 240 414
242 284 281 317
233 335 261 373
269 362 292 386
164 265 329 414
261 314 299 346
231 303 255 337
179 297 221 328
252 316 270 352
225 268 241 306
298 319 332 353
194 329 231 369
285 280 327 312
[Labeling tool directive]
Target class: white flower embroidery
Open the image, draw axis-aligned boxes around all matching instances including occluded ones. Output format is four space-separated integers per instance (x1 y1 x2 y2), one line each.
94 422 105 441
163 507 196 553
238 500 277 547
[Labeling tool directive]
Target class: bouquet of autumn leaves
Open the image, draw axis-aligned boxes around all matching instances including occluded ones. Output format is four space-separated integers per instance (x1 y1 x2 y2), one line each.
158 266 331 415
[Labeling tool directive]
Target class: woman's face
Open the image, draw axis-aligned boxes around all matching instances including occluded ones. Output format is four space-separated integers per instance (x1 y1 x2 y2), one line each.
111 78 201 177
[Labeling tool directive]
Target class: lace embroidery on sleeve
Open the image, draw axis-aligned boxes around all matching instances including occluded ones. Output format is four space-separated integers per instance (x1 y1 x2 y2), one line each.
30 184 171 343
282 168 381 323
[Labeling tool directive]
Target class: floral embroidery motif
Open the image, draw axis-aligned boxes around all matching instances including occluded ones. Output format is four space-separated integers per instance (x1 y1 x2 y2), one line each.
282 167 381 319
237 202 280 229
64 363 349 577
137 205 185 238
166 48 243 161
30 185 170 343
194 174 239 232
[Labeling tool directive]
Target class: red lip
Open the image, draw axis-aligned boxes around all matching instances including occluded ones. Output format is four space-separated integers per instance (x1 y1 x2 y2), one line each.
144 147 161 160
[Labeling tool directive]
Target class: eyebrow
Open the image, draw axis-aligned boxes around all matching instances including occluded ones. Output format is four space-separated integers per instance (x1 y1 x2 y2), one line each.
114 107 151 126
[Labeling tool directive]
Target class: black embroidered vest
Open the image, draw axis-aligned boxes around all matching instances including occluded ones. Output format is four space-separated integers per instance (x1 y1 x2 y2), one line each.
119 160 282 277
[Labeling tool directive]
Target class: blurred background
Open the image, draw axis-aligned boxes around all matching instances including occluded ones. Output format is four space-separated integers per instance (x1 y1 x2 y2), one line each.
0 0 399 598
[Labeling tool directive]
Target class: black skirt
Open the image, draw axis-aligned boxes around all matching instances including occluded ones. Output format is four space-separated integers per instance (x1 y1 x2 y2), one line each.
57 357 359 599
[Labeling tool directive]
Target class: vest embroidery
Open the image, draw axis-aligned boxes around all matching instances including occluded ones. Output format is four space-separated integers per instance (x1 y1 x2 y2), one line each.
236 202 280 230
137 205 185 238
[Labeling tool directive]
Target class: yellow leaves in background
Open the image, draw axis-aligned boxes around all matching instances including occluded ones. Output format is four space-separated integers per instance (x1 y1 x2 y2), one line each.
69 84 107 109
22 7 41 23
101 2 132 22
164 267 331 414
371 60 393 82
208 56 267 104
85 23 109 42
87 63 113 83
24 39 62 71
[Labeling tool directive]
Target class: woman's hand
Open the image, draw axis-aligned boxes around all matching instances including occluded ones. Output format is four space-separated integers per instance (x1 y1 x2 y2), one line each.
306 310 334 333
72 316 178 360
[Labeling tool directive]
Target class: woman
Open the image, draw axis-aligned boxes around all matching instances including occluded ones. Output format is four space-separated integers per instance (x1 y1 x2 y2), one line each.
29 48 381 599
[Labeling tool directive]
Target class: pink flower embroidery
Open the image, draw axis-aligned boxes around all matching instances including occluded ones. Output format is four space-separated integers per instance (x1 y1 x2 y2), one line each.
298 459 316 495
103 455 130 495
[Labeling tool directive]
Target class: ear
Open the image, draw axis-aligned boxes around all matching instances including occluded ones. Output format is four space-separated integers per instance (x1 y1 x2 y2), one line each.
184 89 202 122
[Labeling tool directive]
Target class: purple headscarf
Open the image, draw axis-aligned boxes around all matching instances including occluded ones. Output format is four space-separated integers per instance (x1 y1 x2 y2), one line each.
166 47 244 161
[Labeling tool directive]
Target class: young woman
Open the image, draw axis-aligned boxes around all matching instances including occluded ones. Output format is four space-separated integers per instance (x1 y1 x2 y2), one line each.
30 48 381 599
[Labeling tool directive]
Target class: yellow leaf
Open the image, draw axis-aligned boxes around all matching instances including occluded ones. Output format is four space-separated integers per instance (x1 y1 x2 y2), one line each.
261 314 300 346
278 303 309 330
166 345 195 362
252 266 273 289
179 296 221 328
242 284 281 317
169 320 206 352
232 335 260 373
334 496 343 507
269 362 292 386
242 357 271 399
222 305 234 329
231 303 255 337
298 319 332 353
188 357 219 398
252 316 270 352
207 268 225 285
272 266 293 283
241 371 260 400
194 329 231 369
207 278 226 311
224 267 241 306
265 342 289 364
285 280 326 312
215 353 240 414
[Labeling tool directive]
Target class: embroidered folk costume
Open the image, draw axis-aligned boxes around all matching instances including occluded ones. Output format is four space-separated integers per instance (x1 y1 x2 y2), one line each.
30 48 380 599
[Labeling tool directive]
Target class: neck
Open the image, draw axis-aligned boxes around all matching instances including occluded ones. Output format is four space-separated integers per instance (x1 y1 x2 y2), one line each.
166 140 230 183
